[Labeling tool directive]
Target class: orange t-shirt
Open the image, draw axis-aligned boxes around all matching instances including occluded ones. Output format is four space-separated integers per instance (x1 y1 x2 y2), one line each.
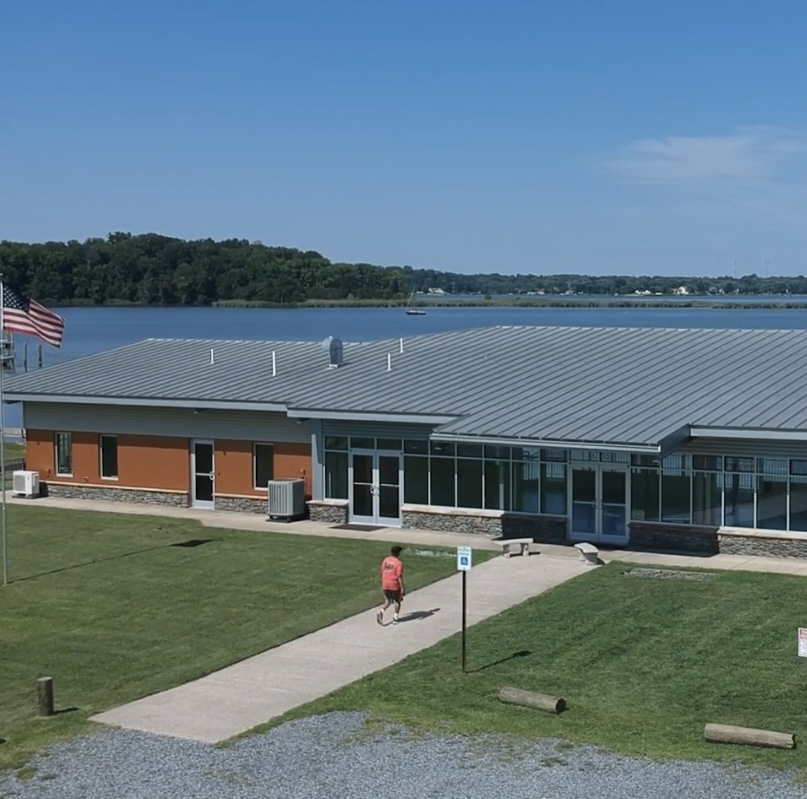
381 556 403 591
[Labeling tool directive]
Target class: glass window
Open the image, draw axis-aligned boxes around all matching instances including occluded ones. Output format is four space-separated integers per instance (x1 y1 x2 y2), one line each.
662 454 691 470
457 443 483 458
631 468 659 521
725 456 754 473
100 435 118 479
325 451 348 499
693 455 722 471
757 472 788 530
253 443 273 489
513 446 540 462
600 451 630 463
723 471 754 527
540 463 567 515
430 441 455 457
457 459 483 508
484 445 511 460
631 454 659 467
791 460 807 476
403 456 428 504
513 458 539 513
350 437 374 449
541 448 567 462
55 432 72 475
790 476 807 533
324 436 347 451
692 471 721 526
484 459 511 510
661 465 691 523
377 438 401 451
571 451 598 461
430 456 455 506
404 439 428 455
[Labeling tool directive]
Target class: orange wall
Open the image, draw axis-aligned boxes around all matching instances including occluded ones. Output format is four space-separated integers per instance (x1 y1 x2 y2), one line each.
25 431 310 497
215 440 311 497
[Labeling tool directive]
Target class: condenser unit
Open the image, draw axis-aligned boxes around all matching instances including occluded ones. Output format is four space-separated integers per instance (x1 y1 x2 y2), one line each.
267 478 306 521
12 470 40 498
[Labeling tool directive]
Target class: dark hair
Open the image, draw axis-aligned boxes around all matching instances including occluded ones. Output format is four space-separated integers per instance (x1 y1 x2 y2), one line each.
391 546 403 556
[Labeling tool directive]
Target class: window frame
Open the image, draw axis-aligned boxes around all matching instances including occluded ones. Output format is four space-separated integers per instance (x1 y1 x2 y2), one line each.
54 432 73 477
99 434 119 480
253 443 274 490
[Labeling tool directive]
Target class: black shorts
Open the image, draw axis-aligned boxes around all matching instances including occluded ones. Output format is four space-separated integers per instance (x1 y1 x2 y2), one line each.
383 589 402 603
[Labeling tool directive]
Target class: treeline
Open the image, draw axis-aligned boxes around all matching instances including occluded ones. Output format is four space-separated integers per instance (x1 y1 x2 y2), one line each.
0 233 804 306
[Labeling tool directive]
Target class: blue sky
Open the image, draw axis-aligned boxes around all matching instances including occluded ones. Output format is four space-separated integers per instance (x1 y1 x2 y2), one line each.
1 0 805 276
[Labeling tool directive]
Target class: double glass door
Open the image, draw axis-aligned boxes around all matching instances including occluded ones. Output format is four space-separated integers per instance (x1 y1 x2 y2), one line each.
570 464 628 544
350 449 402 526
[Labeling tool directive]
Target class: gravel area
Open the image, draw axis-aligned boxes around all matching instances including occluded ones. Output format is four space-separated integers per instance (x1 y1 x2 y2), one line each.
1 713 804 799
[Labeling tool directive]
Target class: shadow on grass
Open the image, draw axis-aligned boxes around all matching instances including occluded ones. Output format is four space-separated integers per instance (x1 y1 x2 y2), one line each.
53 707 80 716
13 538 222 583
467 649 532 673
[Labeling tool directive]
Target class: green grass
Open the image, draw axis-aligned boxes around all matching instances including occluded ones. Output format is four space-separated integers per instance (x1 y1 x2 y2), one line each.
0 505 468 770
268 564 807 771
2 442 25 462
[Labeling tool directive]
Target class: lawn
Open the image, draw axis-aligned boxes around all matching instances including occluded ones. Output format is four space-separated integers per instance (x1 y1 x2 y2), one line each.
278 564 807 770
0 505 464 771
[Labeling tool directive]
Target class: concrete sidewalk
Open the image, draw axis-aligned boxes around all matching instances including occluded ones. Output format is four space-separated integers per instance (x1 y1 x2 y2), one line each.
90 554 590 743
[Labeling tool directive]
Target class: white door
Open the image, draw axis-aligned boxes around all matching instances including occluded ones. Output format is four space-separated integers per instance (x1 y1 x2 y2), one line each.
191 439 215 509
349 449 402 527
570 464 629 545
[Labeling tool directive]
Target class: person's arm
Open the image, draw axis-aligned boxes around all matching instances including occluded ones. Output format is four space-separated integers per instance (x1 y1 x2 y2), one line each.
399 564 405 596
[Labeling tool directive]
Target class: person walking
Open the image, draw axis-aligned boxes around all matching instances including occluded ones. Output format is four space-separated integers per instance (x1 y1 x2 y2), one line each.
377 545 405 625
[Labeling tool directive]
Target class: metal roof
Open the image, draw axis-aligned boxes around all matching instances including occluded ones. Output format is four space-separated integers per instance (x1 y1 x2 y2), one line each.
5 326 807 447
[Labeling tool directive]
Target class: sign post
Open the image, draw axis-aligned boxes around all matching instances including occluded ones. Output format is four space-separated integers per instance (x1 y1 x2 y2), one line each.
457 546 472 672
798 628 807 659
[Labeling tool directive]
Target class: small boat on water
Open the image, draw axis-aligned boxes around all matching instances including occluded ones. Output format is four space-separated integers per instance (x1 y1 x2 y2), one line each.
405 290 426 315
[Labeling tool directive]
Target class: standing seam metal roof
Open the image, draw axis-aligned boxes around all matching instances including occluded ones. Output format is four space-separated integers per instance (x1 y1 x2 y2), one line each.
5 326 807 445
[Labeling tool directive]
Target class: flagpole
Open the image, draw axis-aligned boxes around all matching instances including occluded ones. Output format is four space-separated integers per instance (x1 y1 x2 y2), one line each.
0 275 7 586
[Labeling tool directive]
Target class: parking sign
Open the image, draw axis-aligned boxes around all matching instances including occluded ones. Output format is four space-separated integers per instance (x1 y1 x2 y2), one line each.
798 628 807 658
457 546 472 572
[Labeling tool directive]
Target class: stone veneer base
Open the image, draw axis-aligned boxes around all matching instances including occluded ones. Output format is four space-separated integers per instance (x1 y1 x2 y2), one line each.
403 509 567 542
43 483 188 507
307 502 349 525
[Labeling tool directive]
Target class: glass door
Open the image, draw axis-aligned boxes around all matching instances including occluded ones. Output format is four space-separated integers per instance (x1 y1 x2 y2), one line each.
191 439 215 509
569 464 629 544
349 449 402 526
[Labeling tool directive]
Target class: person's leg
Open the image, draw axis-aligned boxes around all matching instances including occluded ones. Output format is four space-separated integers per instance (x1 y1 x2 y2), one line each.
377 593 391 624
392 593 402 623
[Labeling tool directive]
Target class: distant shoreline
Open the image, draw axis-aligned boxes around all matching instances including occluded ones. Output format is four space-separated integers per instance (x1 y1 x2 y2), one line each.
49 298 807 311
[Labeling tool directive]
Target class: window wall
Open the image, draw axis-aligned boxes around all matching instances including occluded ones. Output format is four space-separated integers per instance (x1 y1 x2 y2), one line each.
630 454 807 533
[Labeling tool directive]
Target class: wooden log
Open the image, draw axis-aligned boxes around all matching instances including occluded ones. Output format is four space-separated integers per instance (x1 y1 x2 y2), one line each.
498 686 566 714
704 723 795 750
37 676 54 717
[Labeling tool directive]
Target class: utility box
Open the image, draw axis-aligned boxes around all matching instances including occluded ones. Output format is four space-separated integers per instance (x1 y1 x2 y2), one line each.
12 470 40 498
267 478 306 521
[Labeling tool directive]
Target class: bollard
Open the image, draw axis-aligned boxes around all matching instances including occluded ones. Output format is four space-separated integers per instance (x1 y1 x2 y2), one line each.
37 677 54 717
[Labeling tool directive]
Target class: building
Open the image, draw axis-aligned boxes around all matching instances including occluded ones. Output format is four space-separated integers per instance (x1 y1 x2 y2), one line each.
5 326 807 557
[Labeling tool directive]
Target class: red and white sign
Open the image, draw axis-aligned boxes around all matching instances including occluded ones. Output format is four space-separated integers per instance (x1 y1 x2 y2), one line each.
798 628 807 658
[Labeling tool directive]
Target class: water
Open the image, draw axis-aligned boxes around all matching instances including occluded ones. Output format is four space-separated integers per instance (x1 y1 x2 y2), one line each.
3 304 806 429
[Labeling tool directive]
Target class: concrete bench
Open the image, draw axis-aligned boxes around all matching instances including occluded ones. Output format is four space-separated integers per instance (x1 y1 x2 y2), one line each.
574 542 601 565
492 538 533 558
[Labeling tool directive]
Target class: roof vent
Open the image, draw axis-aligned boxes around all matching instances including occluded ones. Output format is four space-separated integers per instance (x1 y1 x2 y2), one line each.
322 337 343 369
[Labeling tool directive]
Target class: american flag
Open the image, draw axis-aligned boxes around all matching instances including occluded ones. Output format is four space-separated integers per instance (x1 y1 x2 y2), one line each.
1 284 65 348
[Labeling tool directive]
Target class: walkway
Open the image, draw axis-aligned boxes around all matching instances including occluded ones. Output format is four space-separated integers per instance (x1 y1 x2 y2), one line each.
89 554 590 743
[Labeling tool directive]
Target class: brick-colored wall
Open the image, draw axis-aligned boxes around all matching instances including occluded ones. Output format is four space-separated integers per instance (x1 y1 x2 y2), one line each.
26 430 310 498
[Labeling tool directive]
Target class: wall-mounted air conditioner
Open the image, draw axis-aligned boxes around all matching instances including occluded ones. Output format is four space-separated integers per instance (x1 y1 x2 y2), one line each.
12 470 40 498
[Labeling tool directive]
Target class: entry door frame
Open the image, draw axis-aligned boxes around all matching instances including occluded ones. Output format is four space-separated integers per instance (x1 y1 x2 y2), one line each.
190 438 215 510
348 448 403 527
569 462 630 545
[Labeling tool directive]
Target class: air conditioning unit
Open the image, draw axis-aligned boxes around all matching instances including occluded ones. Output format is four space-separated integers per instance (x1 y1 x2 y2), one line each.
267 478 306 521
12 470 40 498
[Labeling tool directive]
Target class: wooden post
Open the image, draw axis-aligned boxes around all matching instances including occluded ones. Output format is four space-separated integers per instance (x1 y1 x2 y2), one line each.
704 723 795 750
498 686 566 714
37 676 54 717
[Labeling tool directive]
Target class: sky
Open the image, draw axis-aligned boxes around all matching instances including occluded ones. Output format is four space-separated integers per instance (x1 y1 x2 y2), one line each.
1 0 805 276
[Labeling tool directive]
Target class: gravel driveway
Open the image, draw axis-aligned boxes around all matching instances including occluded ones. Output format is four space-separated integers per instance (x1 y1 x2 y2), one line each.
1 713 803 799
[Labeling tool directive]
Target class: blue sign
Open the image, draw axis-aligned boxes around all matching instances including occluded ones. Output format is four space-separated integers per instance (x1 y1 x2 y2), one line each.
457 546 472 572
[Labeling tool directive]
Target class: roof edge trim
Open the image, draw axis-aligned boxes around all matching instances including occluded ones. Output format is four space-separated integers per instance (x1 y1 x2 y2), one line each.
287 408 458 425
689 426 807 441
6 395 288 412
429 432 662 454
